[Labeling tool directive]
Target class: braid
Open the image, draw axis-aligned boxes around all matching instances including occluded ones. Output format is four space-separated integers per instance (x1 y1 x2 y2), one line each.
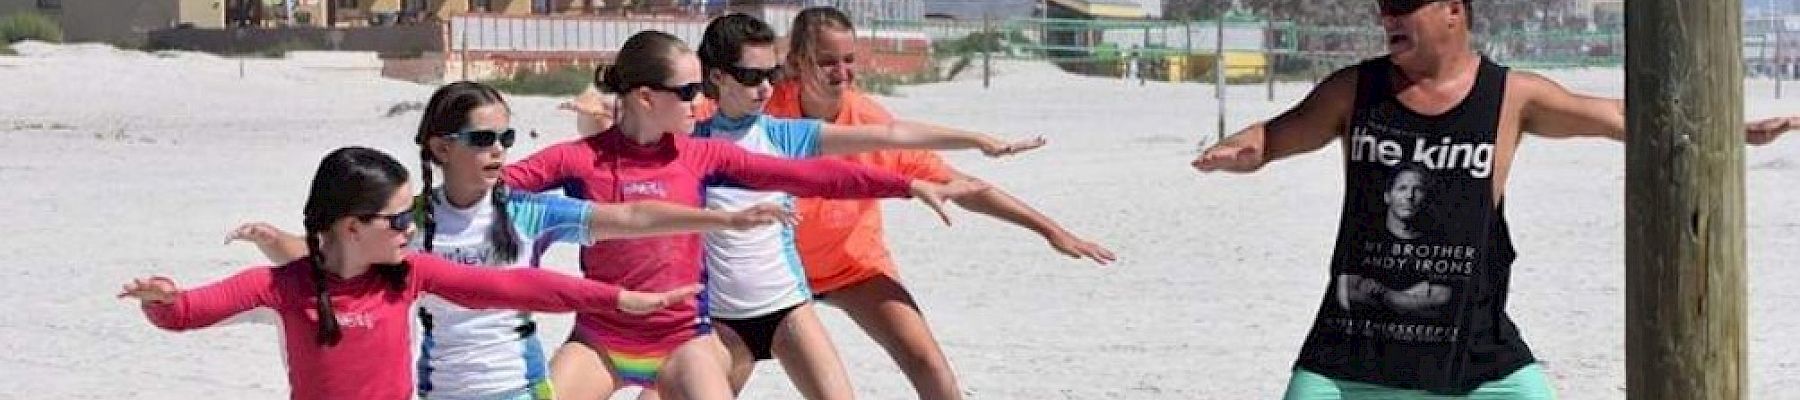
487 184 521 264
305 231 342 346
419 148 439 253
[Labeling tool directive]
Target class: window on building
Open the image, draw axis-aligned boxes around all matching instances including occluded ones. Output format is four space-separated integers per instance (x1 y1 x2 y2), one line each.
36 0 60 10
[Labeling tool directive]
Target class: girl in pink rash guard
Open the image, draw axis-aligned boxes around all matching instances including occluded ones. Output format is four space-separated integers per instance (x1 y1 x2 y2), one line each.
116 147 698 400
500 31 988 400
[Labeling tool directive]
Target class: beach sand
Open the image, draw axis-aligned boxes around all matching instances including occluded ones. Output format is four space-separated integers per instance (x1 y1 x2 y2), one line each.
2 42 1795 398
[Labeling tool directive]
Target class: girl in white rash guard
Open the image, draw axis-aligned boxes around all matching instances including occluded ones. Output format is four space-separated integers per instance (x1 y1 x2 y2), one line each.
227 82 794 400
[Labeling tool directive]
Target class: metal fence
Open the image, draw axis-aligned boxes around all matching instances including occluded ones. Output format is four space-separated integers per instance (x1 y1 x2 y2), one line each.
440 11 1800 88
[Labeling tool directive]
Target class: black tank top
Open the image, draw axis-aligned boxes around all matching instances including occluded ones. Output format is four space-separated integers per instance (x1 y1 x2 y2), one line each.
1293 56 1533 394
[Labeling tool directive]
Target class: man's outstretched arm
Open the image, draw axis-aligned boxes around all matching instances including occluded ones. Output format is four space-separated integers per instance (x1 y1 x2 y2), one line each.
1193 66 1357 172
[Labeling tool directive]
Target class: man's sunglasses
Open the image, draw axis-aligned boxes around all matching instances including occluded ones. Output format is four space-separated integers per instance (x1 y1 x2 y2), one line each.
1377 0 1447 16
442 128 517 148
360 209 415 232
641 82 705 102
723 65 785 86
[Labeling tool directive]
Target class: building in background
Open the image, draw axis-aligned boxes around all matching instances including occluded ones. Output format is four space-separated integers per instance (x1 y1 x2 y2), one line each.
0 0 224 46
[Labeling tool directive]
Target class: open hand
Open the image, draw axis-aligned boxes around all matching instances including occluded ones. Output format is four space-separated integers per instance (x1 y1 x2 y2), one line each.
118 277 179 305
1191 142 1263 173
225 222 291 246
1048 233 1117 266
729 203 799 229
1746 116 1797 146
981 136 1049 157
907 179 992 226
617 284 702 315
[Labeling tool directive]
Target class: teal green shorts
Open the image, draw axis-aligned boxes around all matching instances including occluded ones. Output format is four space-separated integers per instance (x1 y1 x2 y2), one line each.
1282 363 1556 400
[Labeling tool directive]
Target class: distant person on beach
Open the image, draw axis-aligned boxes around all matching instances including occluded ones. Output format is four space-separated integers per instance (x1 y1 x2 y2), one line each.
120 147 697 400
1125 45 1139 84
763 7 1117 400
1127 45 1143 86
1191 0 1793 398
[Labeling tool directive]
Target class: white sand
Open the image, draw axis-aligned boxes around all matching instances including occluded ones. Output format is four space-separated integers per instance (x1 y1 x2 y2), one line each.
2 43 1796 399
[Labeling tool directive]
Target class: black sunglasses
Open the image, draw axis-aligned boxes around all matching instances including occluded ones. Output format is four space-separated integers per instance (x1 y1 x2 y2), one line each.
443 128 516 148
641 82 705 102
722 65 784 86
360 209 415 232
1377 0 1446 16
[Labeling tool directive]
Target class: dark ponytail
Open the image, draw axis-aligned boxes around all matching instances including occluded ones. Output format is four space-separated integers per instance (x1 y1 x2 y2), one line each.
596 30 691 95
301 146 413 347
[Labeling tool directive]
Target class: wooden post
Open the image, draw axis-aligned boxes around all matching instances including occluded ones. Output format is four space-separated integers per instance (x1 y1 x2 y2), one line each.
1624 0 1746 398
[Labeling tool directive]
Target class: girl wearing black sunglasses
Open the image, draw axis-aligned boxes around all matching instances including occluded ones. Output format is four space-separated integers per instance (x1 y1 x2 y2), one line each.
120 147 702 400
687 13 1058 399
225 81 798 400
498 30 990 400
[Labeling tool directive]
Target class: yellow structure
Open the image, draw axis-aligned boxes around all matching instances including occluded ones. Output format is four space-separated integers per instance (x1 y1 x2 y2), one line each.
1083 2 1144 19
428 0 467 16
1046 0 1147 19
179 0 224 28
1169 51 1267 82
1218 50 1267 80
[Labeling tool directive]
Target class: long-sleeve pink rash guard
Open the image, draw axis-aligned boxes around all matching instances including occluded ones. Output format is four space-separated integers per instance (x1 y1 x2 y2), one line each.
141 252 623 400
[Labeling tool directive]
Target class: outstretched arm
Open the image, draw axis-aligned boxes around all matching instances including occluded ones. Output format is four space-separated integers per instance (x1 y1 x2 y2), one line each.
225 222 308 265
588 200 794 241
943 172 1116 265
865 148 1115 265
1193 66 1356 173
705 140 915 199
410 253 694 315
562 85 616 136
122 269 274 331
1745 115 1798 145
817 120 1046 157
1516 72 1627 141
502 143 577 193
1522 72 1794 146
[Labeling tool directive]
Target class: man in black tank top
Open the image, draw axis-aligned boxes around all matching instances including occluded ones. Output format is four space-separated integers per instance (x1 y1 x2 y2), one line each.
1191 0 1793 398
